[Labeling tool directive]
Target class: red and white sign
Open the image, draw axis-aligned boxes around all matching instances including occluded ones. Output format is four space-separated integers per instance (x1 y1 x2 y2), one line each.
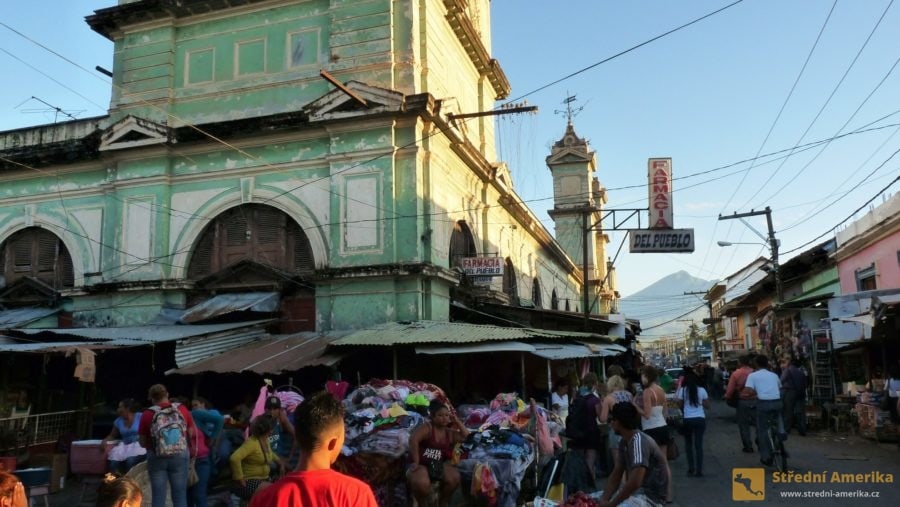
461 256 503 276
648 158 673 229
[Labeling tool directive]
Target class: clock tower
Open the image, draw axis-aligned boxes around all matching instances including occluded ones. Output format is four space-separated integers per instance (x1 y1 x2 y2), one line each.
546 120 615 314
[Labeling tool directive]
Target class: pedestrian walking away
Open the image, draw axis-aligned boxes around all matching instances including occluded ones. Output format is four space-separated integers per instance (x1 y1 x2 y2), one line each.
676 367 710 477
741 355 785 467
725 355 756 453
139 384 197 507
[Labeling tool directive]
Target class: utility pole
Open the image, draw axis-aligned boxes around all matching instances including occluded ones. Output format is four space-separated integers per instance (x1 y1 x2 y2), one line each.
718 207 783 305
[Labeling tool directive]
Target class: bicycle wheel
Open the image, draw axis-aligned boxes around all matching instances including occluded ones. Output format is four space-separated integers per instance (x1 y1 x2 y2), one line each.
769 426 787 472
775 438 788 472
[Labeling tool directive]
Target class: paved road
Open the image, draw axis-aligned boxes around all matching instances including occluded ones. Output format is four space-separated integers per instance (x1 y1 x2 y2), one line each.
656 399 900 507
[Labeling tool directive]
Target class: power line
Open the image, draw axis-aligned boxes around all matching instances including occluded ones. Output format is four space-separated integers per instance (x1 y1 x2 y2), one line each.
781 174 900 255
737 0 896 209
501 0 746 105
721 0 837 213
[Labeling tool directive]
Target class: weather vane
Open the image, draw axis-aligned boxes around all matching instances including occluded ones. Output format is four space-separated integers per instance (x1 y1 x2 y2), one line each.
554 93 585 125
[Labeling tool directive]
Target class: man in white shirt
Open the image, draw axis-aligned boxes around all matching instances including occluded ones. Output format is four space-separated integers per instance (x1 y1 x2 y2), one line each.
742 355 784 467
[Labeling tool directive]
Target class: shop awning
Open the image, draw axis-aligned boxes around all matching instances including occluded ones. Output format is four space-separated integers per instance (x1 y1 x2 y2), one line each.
0 341 113 353
414 340 625 359
832 313 875 328
180 292 279 323
781 289 834 309
332 320 613 346
11 320 271 368
166 331 347 375
0 307 60 328
416 342 536 355
12 320 270 343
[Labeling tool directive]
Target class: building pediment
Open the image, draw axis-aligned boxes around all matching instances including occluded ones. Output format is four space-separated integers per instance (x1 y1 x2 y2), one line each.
546 148 595 165
303 81 404 122
194 259 298 292
0 276 59 307
99 115 172 152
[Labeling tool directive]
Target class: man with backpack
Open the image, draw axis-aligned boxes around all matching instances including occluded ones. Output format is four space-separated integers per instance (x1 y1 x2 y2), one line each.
139 384 198 507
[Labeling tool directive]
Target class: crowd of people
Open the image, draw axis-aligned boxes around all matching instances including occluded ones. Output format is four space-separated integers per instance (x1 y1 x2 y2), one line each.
27 381 480 507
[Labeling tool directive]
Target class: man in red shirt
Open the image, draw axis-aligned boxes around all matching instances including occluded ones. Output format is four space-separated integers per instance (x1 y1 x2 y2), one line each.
724 355 757 453
138 384 197 507
250 392 376 507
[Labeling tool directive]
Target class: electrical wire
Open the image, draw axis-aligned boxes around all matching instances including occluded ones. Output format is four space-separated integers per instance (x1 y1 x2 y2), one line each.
737 0 896 209
780 174 899 255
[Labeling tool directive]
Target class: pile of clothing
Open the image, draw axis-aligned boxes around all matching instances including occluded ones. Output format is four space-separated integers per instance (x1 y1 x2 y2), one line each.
341 379 452 458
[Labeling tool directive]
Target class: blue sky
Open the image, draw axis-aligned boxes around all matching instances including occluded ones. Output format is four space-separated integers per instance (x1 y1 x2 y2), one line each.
0 1 897 313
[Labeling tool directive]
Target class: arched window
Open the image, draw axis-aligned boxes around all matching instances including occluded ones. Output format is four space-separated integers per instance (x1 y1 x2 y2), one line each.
188 204 314 279
0 227 74 288
551 289 559 310
532 278 543 308
564 298 570 312
448 220 477 268
502 258 517 303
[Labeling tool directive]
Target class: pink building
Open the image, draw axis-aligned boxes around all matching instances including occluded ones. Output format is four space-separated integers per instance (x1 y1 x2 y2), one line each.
834 193 900 293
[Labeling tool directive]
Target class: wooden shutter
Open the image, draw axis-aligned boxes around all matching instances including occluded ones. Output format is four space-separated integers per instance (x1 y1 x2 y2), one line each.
12 237 32 272
2 228 74 288
58 247 75 287
289 221 315 274
37 234 58 272
253 206 286 267
188 227 214 279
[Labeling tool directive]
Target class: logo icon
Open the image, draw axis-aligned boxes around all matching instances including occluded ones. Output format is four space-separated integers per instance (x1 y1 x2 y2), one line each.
732 468 765 501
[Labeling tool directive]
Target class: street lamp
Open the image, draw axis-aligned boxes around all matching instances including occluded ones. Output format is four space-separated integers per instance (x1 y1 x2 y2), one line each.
717 207 783 305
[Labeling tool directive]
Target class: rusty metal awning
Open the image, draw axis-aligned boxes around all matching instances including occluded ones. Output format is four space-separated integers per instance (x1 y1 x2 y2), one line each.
181 292 279 323
12 320 271 343
331 320 614 346
165 331 349 376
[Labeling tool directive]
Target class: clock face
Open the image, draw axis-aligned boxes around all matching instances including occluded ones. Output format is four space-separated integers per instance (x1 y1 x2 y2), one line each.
564 135 575 146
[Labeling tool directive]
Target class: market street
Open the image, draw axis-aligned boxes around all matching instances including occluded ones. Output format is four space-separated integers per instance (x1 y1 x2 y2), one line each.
660 399 900 507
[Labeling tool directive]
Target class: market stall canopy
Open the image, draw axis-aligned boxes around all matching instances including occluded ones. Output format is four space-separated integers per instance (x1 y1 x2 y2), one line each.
0 307 59 328
0 340 110 353
166 331 349 375
180 292 279 323
331 320 615 346
416 341 625 359
9 320 270 368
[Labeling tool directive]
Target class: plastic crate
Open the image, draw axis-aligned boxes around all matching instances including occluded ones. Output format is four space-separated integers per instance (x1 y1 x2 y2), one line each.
13 467 51 487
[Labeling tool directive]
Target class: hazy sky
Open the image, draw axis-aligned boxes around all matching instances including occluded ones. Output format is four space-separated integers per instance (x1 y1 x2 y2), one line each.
1 1 897 312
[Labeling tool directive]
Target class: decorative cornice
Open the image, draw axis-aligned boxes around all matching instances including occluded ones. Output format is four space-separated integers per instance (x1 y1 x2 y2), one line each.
442 0 511 100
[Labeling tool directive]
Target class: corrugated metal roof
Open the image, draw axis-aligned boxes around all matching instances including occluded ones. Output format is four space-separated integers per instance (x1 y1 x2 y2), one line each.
181 292 279 323
0 308 59 328
14 320 271 343
331 320 613 346
0 341 111 353
416 342 536 355
166 331 349 375
531 342 622 360
414 341 625 359
174 325 268 367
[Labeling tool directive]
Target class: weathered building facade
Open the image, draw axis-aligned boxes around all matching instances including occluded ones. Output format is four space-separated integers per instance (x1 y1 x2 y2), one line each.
0 0 617 336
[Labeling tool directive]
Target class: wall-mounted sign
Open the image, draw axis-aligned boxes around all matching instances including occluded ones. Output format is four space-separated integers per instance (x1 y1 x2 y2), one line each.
648 158 673 229
629 229 695 253
461 256 503 276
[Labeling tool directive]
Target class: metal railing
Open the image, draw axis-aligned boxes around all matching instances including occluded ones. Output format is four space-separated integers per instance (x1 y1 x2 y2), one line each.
0 410 91 447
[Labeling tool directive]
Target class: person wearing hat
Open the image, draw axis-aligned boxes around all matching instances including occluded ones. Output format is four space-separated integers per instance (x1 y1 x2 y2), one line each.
264 395 297 473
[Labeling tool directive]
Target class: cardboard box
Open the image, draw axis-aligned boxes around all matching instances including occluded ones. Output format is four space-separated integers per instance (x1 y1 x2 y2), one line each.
50 453 67 493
